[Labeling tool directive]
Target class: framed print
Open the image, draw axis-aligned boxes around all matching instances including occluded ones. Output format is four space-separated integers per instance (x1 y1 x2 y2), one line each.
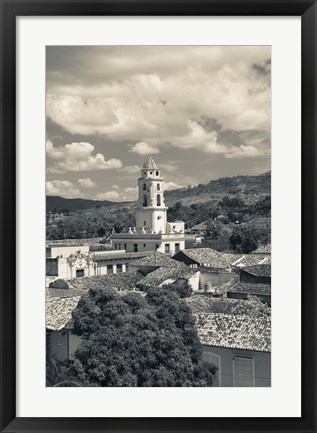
0 1 316 432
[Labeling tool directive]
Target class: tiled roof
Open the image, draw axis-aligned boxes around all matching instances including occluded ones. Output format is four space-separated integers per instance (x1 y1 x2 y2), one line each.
138 264 197 288
242 264 271 278
130 252 183 268
60 272 144 291
227 282 271 296
195 312 271 352
179 248 232 267
46 296 81 331
177 248 270 268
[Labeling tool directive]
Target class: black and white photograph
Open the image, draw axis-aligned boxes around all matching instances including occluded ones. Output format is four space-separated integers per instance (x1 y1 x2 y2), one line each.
45 45 271 388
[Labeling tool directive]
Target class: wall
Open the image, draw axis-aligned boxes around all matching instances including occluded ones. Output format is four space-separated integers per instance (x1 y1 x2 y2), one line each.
47 329 82 362
48 245 90 258
200 269 239 289
47 329 68 362
202 345 271 387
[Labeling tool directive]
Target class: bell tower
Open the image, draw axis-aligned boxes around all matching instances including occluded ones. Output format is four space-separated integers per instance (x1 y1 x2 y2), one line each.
135 157 168 233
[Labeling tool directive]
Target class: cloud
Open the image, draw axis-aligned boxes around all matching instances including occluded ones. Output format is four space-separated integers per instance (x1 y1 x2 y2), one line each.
225 144 269 159
95 186 138 202
95 191 120 200
46 140 122 172
46 180 82 198
46 46 271 156
130 141 159 155
163 181 184 191
78 177 96 188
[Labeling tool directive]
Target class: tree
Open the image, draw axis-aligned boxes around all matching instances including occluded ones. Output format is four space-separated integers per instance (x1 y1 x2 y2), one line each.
229 226 258 253
66 288 217 387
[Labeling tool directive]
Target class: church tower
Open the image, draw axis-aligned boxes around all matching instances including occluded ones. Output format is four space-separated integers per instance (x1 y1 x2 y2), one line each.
135 157 168 234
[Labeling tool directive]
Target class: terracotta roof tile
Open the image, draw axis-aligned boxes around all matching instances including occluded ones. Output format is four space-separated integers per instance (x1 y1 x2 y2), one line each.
195 312 271 352
227 282 271 296
46 296 81 331
242 264 271 277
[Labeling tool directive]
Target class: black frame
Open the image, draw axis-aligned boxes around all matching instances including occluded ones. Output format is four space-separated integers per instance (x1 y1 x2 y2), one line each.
0 1 316 432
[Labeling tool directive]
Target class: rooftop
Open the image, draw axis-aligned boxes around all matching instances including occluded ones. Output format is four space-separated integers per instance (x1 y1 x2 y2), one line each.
137 263 197 288
242 264 271 278
50 271 144 292
195 312 271 352
227 282 271 296
46 295 81 331
130 251 183 268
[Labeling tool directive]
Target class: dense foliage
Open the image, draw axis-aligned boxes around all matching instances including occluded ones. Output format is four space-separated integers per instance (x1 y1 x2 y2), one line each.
62 288 217 387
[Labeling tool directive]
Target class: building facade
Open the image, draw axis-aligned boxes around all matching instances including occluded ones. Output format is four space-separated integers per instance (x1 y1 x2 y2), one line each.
111 157 186 255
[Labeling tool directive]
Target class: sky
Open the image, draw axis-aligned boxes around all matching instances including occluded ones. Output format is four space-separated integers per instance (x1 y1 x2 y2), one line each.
46 46 271 201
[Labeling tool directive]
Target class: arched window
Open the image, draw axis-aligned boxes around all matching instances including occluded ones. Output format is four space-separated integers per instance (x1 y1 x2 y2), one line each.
143 194 148 207
143 183 146 191
157 194 161 206
156 170 159 176
157 183 160 191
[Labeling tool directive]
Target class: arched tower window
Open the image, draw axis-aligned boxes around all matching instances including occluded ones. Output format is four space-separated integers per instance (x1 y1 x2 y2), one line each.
156 170 160 176
143 194 148 207
143 183 146 191
157 194 161 206
157 183 160 191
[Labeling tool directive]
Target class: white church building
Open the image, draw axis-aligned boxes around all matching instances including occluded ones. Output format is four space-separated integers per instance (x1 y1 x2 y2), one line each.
111 157 186 255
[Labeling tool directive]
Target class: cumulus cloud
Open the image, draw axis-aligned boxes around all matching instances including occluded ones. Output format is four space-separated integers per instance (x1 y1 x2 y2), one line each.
46 180 82 198
46 46 271 157
130 141 159 155
96 186 138 202
78 177 96 188
225 144 269 159
95 191 120 201
163 181 184 191
46 140 122 172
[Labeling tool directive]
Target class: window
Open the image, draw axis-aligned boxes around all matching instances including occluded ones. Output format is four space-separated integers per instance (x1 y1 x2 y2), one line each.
175 243 180 253
118 243 122 250
233 356 255 387
165 244 170 254
124 243 127 250
143 244 146 248
156 170 159 176
156 244 160 249
143 183 146 191
107 264 113 274
76 269 84 278
134 244 138 252
114 243 117 249
143 194 148 207
157 183 160 191
150 171 153 174
202 351 221 386
157 215 162 220
144 221 146 226
157 194 161 206
117 264 122 273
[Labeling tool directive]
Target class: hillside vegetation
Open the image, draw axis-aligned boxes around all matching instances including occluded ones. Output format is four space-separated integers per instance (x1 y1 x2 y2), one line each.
46 171 271 253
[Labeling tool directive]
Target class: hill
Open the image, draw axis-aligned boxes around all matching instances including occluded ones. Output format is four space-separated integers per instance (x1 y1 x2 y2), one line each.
47 172 271 212
164 172 271 206
46 196 122 212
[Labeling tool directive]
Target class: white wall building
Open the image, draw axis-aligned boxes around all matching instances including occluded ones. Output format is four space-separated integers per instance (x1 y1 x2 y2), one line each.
111 157 186 255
